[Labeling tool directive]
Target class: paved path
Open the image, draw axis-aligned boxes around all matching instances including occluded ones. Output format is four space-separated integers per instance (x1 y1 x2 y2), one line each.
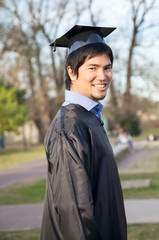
125 199 159 224
0 204 43 230
117 148 151 169
0 157 47 231
117 140 159 169
0 157 47 189
1 199 159 230
0 141 159 231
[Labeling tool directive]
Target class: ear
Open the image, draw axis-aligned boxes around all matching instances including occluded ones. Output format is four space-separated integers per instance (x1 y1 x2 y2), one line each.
67 66 77 82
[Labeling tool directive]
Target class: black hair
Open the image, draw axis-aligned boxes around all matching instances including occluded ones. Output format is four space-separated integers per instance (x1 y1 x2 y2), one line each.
65 43 113 90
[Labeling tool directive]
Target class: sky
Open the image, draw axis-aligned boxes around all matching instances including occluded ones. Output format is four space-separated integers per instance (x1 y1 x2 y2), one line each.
86 0 159 101
1 0 159 101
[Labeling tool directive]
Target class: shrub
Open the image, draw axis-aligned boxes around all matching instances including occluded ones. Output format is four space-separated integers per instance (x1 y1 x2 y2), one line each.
118 113 141 136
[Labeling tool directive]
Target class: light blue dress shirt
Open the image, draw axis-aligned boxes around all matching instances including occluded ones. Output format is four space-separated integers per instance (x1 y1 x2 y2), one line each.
63 90 103 120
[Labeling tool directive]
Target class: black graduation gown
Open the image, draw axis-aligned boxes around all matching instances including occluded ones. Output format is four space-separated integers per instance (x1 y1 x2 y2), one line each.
40 104 127 240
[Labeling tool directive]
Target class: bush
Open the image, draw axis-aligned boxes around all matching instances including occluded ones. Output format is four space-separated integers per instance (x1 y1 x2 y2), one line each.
118 113 141 136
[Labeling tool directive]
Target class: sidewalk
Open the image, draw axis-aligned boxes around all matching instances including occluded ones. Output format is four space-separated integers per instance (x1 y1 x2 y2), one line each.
0 157 46 231
0 204 43 230
125 199 159 224
1 199 159 230
0 157 47 189
0 145 159 231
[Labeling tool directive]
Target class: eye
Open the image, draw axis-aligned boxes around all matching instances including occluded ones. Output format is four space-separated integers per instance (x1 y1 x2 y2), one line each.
89 66 97 71
104 66 112 71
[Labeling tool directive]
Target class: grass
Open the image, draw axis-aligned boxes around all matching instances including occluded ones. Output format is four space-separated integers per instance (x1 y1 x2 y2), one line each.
0 145 45 170
0 224 159 240
129 150 159 173
0 229 40 240
0 129 157 170
0 144 158 205
132 129 159 140
119 147 159 174
1 171 158 206
140 129 159 137
119 146 159 199
120 172 159 199
0 179 46 205
127 223 159 240
109 128 159 141
0 135 159 240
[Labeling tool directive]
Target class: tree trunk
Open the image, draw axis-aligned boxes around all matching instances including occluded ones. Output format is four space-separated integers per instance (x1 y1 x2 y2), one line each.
123 22 138 113
110 81 118 109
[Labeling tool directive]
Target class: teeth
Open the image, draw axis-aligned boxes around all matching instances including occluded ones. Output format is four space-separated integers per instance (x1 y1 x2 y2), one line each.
95 84 105 87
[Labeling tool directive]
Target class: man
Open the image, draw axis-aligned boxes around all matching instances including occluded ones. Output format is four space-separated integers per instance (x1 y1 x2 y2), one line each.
40 25 127 240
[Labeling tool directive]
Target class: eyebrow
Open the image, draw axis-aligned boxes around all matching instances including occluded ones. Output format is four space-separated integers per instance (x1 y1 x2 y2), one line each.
87 63 112 67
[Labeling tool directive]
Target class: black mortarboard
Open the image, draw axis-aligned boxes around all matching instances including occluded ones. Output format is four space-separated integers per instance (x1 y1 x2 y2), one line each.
50 25 116 54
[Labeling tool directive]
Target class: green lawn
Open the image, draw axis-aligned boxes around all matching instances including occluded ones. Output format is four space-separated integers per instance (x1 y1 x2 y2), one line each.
0 145 159 205
0 171 159 206
119 146 159 199
120 172 159 199
0 179 46 205
126 149 159 174
132 129 159 140
0 137 159 240
0 146 45 170
0 224 159 240
0 229 40 240
127 223 159 240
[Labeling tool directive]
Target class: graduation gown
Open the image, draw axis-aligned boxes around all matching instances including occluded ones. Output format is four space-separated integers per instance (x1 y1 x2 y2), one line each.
40 104 127 240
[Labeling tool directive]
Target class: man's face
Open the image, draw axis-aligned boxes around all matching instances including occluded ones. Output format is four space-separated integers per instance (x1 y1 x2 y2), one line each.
68 53 112 102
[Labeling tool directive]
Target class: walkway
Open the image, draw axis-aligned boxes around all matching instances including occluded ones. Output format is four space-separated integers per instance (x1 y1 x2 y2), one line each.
1 199 159 230
0 157 47 231
0 157 47 189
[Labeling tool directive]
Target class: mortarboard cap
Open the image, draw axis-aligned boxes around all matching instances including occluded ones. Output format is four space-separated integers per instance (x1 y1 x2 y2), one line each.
50 25 116 54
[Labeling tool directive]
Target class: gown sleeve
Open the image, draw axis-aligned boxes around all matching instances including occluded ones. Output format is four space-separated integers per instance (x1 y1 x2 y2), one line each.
47 130 102 240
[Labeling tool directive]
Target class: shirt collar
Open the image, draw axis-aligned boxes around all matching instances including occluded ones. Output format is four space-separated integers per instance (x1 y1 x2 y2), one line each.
63 90 99 111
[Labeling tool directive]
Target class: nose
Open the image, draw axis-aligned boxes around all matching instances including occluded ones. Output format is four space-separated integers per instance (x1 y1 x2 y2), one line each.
97 69 106 80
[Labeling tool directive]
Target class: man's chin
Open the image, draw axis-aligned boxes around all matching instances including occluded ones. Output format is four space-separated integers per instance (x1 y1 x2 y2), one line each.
91 94 106 102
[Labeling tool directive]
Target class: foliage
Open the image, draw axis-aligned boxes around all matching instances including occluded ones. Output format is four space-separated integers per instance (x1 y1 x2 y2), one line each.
118 113 141 136
0 0 90 140
0 80 26 105
0 85 28 134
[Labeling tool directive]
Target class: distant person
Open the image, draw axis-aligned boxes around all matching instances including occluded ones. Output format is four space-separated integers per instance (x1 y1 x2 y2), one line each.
40 25 127 240
116 127 133 151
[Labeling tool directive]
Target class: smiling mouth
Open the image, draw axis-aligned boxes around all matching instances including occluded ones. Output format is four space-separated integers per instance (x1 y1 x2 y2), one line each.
93 83 108 90
94 84 106 88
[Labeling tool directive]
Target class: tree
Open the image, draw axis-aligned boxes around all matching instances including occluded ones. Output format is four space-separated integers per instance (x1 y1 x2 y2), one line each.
0 85 28 134
122 0 158 113
0 0 92 140
0 0 71 140
104 0 159 132
0 0 158 139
